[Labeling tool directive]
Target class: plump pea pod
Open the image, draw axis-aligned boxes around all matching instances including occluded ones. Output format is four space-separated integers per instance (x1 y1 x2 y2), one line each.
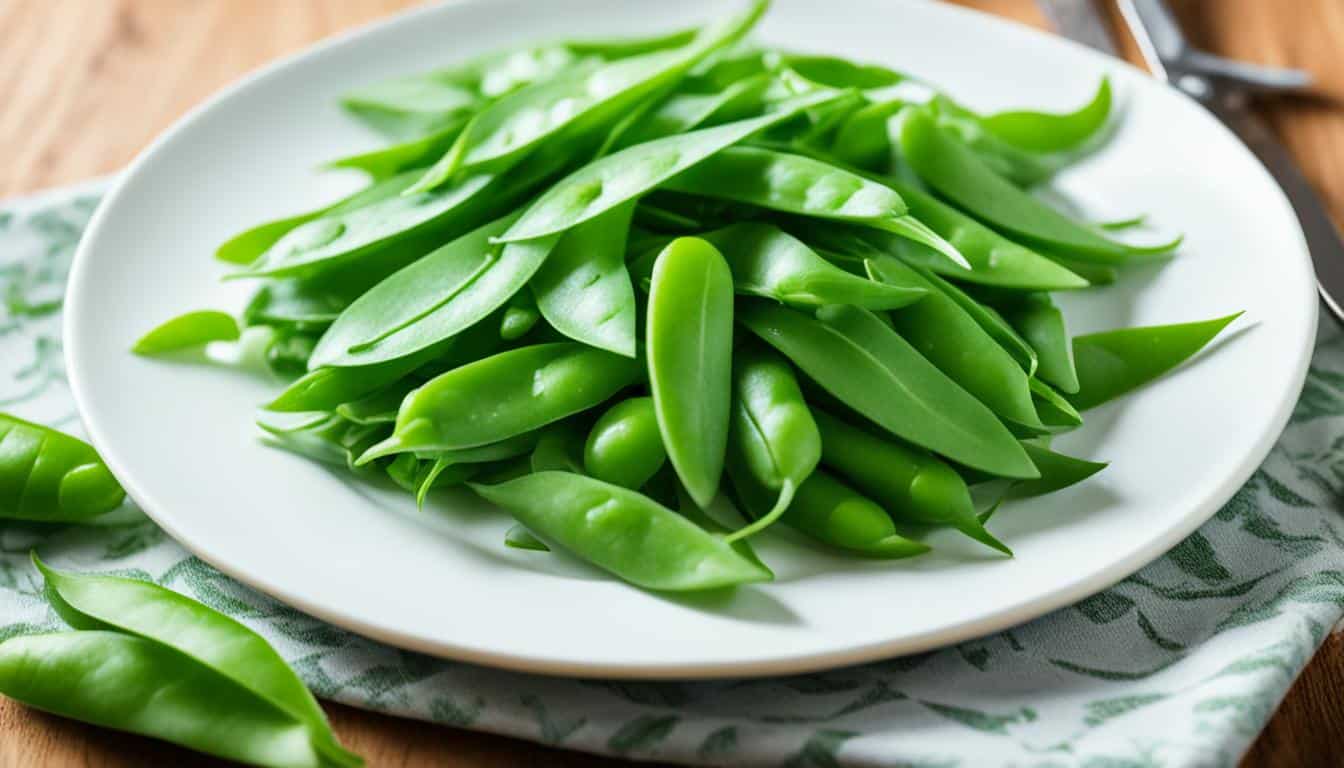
499 291 541 341
531 203 638 357
1030 378 1083 430
340 74 479 141
309 212 557 369
132 310 240 354
325 120 467 180
646 238 735 507
1008 442 1109 501
0 632 352 768
584 397 667 490
917 268 1037 376
267 343 445 413
724 342 821 542
1070 313 1242 410
897 108 1180 263
1001 293 1079 394
470 471 772 591
865 256 1044 430
660 146 969 270
505 524 551 552
32 558 359 766
975 77 1113 154
363 342 640 459
0 414 124 522
812 410 1008 554
738 301 1037 479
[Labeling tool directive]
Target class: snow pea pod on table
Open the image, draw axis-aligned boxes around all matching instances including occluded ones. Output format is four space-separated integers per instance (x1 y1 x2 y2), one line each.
0 415 125 522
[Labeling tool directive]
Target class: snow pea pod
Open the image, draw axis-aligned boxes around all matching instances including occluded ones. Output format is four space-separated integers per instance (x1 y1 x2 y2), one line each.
470 471 772 591
132 310 240 354
831 98 907 170
779 53 906 90
724 342 821 542
341 74 478 141
364 342 640 459
265 331 318 377
918 268 1037 376
565 28 698 59
739 301 1036 478
1070 313 1241 410
531 203 637 357
897 108 1179 263
584 397 666 490
660 146 969 270
1001 294 1078 393
325 120 467 180
1030 378 1083 430
32 558 358 766
257 413 352 467
0 414 124 522
646 238 734 507
865 256 1043 430
611 73 772 151
930 110 1062 187
499 291 541 341
267 343 445 412
531 421 586 474
812 410 1008 554
979 77 1112 154
505 524 551 551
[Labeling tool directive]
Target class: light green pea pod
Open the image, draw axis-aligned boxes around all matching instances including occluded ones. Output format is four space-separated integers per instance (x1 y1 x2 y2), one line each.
0 415 125 523
132 310 239 355
1070 314 1242 410
1001 293 1079 394
584 398 667 490
531 203 638 357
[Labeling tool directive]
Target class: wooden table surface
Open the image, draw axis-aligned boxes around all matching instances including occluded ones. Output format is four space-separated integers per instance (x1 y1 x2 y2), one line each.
2 0 1342 765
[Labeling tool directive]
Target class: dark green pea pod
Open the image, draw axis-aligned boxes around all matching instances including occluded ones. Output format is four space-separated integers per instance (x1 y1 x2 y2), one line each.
32 558 359 766
0 414 124 523
340 73 479 141
1006 442 1109 502
1030 378 1084 431
325 120 467 180
897 108 1180 263
584 398 667 490
865 256 1044 431
132 310 240 355
363 342 640 459
812 410 1009 555
916 267 1037 376
267 342 445 413
724 342 821 542
471 472 772 591
1001 293 1079 394
1070 313 1242 410
505 524 551 552
647 238 735 507
531 202 638 357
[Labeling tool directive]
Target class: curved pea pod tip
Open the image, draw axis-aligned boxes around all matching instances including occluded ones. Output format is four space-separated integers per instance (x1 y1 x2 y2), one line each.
132 310 240 355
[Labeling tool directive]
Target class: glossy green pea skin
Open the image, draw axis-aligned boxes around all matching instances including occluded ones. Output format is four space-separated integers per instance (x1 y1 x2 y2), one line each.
866 256 1044 431
267 343 445 413
779 54 906 90
0 414 125 522
898 108 1179 263
584 398 667 490
335 380 417 426
724 342 821 541
609 73 772 151
1002 293 1079 394
325 120 467 180
530 422 586 474
531 203 638 357
415 461 481 508
1006 442 1109 501
340 75 479 141
831 98 907 170
931 111 1063 188
31 558 359 766
499 291 541 341
471 471 772 591
979 77 1113 154
646 238 735 508
812 410 1008 554
504 524 551 552
1030 378 1083 430
565 28 698 59
918 268 1037 376
132 310 240 354
364 342 640 459
1070 313 1241 410
739 301 1037 479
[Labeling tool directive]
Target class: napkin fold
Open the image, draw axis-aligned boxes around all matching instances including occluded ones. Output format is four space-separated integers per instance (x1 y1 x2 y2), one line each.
2 182 1340 767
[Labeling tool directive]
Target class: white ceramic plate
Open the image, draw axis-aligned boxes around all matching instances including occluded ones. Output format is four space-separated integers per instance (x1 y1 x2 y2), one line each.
66 0 1317 678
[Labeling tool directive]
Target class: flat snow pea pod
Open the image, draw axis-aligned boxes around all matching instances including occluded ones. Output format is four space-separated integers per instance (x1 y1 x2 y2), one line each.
646 238 734 507
979 77 1113 154
0 631 351 768
779 54 906 90
724 342 821 542
612 73 773 151
930 111 1063 187
565 28 698 59
660 146 970 270
897 108 1180 262
364 343 640 459
470 471 772 591
1070 313 1242 410
1002 293 1079 393
505 524 551 551
831 98 907 170
0 414 124 522
325 120 467 180
584 397 667 490
267 343 444 412
1006 442 1108 501
340 74 479 140
738 301 1037 479
132 310 240 354
917 267 1037 376
309 212 558 369
1030 378 1083 430
33 557 359 766
811 410 1009 554
531 203 637 357
865 257 1044 430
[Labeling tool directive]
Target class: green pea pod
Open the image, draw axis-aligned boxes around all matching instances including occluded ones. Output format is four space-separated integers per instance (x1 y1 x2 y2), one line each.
309 212 558 369
931 111 1063 187
364 342 640 459
499 291 541 341
979 77 1113 154
866 256 1043 430
897 108 1179 263
660 146 970 270
132 310 240 354
257 413 349 466
647 238 735 507
1030 378 1083 430
267 343 444 413
1006 442 1109 501
265 331 318 377
470 471 772 591
812 410 1008 555
336 381 415 425
831 98 907 170
415 461 480 508
386 453 426 493
0 632 350 768
325 120 467 180
33 558 358 766
1070 313 1242 410
532 422 586 474
1001 293 1079 393
504 524 551 551
584 397 667 490
531 203 638 357
612 73 772 150
917 268 1037 376
340 74 479 141
1049 253 1117 286
724 342 821 542
780 54 906 90
738 301 1037 479
565 28 698 59
0 414 124 522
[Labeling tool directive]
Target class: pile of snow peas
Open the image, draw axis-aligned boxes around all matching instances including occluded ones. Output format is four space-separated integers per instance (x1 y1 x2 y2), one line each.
135 0 1239 592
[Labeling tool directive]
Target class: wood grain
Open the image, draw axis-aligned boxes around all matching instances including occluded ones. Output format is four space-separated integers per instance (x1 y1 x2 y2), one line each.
1 1 1341 766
